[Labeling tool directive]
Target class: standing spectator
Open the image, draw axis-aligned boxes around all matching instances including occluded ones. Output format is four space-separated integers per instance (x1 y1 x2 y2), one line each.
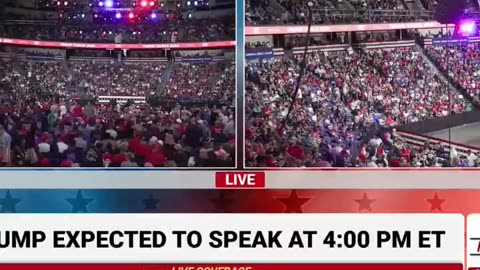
0 125 12 166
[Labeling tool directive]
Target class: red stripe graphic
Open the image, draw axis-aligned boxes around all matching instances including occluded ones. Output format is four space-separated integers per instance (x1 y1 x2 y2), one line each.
0 264 462 270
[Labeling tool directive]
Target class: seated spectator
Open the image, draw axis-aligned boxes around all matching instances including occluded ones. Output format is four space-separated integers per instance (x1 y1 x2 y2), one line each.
425 43 480 106
246 46 471 167
0 54 235 168
246 0 437 25
2 17 235 44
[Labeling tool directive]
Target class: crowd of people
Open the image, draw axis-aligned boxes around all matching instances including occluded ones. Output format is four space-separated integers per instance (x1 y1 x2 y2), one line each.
245 47 475 167
2 18 235 43
164 62 235 104
246 0 287 25
246 0 445 25
425 44 480 105
72 61 166 97
349 0 404 10
0 56 236 168
246 41 274 49
0 59 74 102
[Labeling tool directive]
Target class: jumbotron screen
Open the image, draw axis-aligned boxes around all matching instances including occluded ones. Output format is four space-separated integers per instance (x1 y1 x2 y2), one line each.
0 0 479 268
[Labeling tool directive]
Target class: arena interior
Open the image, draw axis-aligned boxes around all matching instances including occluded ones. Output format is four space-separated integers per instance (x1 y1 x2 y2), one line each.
0 0 235 168
245 0 480 168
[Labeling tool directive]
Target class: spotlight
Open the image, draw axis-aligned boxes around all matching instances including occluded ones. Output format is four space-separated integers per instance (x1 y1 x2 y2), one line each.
128 12 135 19
64 1 69 6
459 21 476 36
98 1 104 6
151 13 157 19
141 0 147 6
150 1 155 6
94 13 98 18
187 1 191 5
115 12 122 19
193 0 198 5
81 14 85 18
57 1 61 5
188 13 192 18
105 0 114 7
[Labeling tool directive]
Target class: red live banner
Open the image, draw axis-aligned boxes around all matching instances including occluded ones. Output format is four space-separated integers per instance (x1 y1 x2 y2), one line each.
215 172 266 188
0 265 463 270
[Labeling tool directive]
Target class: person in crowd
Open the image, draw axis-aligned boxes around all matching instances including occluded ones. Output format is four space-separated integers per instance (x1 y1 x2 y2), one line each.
245 47 474 168
245 0 454 25
2 17 235 44
0 55 235 168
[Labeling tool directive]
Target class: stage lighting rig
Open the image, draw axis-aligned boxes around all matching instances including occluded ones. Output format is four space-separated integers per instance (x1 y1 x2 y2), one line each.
185 0 208 8
138 0 157 8
105 0 114 7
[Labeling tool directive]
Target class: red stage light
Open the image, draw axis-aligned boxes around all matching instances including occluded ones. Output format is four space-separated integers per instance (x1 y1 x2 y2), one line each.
140 0 147 6
150 1 155 6
57 1 61 5
128 12 135 19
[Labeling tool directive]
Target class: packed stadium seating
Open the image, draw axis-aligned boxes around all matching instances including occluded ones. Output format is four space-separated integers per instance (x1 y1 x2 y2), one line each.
245 46 478 168
0 0 236 168
0 55 235 168
71 61 166 97
165 62 235 103
2 18 235 43
245 0 463 25
425 43 480 105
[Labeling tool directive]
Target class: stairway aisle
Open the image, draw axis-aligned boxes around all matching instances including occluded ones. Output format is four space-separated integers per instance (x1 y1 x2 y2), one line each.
155 60 175 95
